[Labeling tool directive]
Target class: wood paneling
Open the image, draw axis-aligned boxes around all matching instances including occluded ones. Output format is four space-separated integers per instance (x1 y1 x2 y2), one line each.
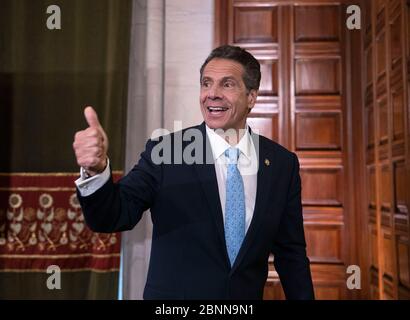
305 225 343 263
364 0 410 300
370 224 379 268
301 167 343 206
215 0 355 300
392 89 405 141
259 60 278 95
368 167 377 207
234 7 278 43
398 239 410 286
394 161 408 214
382 229 395 278
381 165 392 210
379 98 389 144
390 13 402 64
247 115 279 142
295 59 341 95
366 106 375 148
377 32 387 76
294 5 340 42
366 47 374 86
314 284 343 300
215 0 410 300
295 113 342 150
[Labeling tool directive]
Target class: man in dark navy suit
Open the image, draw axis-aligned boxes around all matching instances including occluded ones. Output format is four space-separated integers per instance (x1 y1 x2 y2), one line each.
73 45 314 299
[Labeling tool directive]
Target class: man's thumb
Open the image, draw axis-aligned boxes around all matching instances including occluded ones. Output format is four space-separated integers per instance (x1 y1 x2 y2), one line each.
84 106 101 128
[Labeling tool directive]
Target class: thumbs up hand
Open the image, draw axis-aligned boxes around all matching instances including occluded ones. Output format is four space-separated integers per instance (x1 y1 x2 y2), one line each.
73 106 109 176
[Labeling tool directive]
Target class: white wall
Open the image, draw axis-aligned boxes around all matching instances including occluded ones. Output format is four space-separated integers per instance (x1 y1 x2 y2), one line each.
122 0 214 300
164 0 214 131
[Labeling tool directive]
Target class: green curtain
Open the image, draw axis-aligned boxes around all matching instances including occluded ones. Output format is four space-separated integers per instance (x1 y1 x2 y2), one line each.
0 0 132 299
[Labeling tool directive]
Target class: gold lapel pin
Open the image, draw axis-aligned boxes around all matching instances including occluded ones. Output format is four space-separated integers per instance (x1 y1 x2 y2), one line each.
264 159 270 166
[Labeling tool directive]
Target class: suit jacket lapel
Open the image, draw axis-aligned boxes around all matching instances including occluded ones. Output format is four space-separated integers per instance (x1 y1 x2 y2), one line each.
193 123 230 267
230 131 276 274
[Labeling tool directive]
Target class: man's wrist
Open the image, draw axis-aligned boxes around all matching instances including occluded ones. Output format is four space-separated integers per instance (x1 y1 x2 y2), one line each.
76 158 111 196
83 158 108 177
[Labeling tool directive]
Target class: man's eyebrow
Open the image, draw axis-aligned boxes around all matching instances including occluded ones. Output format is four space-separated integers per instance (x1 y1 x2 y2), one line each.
221 76 238 82
201 76 238 82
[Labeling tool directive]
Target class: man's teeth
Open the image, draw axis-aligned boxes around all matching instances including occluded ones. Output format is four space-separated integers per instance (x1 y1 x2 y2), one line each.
208 107 228 111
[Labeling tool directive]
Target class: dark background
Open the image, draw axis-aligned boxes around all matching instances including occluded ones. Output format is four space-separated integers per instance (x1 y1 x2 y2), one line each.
0 0 132 172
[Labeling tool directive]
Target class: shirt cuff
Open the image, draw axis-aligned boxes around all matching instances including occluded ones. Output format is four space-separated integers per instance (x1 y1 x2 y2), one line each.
75 159 111 197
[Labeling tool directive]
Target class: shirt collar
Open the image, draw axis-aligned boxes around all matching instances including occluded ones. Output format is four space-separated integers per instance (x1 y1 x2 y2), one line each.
205 124 253 161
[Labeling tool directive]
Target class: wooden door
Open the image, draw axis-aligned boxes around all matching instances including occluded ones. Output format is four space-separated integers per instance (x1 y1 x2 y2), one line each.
364 0 410 299
215 0 364 299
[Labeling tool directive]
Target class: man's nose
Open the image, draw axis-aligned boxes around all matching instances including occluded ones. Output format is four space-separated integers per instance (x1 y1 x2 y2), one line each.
208 85 222 99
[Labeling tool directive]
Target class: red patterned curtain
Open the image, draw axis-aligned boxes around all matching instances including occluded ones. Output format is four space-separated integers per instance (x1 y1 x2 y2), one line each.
0 0 131 299
0 174 121 269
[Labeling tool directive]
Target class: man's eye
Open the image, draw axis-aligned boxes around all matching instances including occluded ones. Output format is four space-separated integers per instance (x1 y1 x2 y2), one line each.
202 82 210 88
224 82 234 88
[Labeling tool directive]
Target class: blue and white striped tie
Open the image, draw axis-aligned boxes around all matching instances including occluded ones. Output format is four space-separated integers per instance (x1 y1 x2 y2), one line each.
224 147 246 266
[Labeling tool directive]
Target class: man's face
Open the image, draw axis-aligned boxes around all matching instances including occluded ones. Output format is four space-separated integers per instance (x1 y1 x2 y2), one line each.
200 58 258 131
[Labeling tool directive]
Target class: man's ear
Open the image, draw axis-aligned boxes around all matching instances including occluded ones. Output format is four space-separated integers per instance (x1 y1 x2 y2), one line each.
248 89 258 111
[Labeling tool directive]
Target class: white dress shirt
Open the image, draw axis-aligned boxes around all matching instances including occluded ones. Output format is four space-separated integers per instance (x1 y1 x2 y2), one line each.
75 124 258 232
75 161 111 197
205 124 258 233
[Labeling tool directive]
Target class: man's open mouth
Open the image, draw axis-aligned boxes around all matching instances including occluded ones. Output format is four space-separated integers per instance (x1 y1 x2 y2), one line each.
207 106 229 114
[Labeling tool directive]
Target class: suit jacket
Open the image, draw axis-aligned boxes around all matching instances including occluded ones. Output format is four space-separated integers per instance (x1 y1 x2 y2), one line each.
78 122 315 300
